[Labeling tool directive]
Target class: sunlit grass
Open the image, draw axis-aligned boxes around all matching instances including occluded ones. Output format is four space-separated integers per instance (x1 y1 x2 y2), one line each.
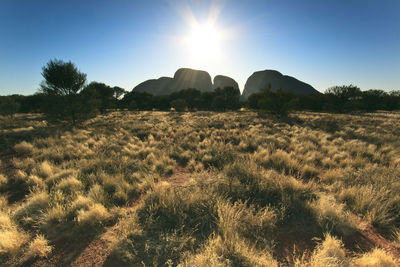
1 111 400 265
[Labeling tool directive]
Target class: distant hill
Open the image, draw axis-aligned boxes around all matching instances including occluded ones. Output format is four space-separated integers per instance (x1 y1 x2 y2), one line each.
242 70 319 99
132 68 318 97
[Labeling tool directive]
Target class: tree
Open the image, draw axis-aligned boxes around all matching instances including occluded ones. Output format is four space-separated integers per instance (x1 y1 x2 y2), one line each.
112 86 127 109
170 98 187 112
0 96 20 117
213 86 241 110
82 82 114 114
40 59 87 124
325 84 362 112
361 89 387 111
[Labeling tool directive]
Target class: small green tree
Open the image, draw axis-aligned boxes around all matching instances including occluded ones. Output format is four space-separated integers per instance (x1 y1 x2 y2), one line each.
40 59 87 124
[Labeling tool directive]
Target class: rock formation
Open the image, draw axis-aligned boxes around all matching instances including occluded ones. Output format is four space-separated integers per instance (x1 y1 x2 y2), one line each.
242 70 319 99
132 68 319 98
133 77 173 96
132 68 213 96
213 75 239 90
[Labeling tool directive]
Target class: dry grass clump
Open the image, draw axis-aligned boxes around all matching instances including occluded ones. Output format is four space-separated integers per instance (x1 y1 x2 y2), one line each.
76 203 111 226
55 177 83 196
14 169 27 181
308 234 349 267
14 141 34 155
41 204 66 227
310 194 355 235
0 211 28 256
320 168 347 184
300 164 319 180
69 195 94 213
27 175 45 190
37 161 53 178
338 185 398 233
216 200 277 249
220 160 316 223
352 248 398 267
25 234 52 259
0 174 7 186
183 234 278 267
255 148 300 175
88 184 109 206
14 191 50 228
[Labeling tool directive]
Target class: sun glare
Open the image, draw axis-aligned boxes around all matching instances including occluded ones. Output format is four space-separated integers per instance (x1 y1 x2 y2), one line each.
186 23 221 59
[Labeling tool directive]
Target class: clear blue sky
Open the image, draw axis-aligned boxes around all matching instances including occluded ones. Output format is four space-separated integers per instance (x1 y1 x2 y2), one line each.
1 0 399 95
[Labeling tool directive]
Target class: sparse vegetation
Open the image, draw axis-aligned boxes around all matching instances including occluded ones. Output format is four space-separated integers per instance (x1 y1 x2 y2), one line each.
0 110 399 266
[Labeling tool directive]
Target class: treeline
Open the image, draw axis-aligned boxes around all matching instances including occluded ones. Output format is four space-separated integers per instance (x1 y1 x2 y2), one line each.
0 85 241 116
249 84 400 116
1 59 399 123
121 86 240 112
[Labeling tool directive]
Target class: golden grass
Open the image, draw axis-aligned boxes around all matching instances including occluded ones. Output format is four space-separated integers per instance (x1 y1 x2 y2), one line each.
25 234 52 259
13 141 34 155
0 212 28 256
353 248 398 267
309 234 349 267
77 203 111 226
1 111 400 265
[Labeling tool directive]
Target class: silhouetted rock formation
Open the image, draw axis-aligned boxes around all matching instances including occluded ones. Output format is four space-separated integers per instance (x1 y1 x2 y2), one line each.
173 68 213 93
133 77 174 96
242 70 319 99
132 68 213 96
213 75 239 90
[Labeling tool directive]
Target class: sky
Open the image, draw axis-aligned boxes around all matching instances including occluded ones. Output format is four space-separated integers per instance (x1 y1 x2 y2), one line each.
0 0 399 95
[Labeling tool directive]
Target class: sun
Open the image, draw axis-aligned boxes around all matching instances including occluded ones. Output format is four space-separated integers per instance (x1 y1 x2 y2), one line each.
186 23 221 59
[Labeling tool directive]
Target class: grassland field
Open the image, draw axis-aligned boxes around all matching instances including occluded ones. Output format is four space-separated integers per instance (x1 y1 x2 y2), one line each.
0 110 399 266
